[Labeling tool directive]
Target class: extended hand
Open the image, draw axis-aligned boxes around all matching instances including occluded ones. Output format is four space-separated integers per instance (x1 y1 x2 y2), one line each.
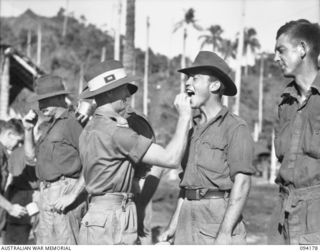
22 110 38 130
53 194 77 213
8 204 28 218
76 113 90 125
158 226 175 243
174 93 192 120
214 233 233 245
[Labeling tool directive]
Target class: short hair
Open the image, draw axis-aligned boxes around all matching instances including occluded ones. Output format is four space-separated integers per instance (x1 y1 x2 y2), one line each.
276 19 320 66
2 118 24 136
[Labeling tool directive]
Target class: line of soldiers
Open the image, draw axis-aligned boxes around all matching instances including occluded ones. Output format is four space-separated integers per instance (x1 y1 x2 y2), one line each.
0 19 320 245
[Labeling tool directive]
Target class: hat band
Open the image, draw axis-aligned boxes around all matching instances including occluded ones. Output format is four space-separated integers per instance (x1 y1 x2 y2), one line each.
88 68 127 91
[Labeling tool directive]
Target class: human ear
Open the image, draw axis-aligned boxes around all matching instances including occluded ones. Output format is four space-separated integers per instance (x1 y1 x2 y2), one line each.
209 80 221 93
299 41 307 59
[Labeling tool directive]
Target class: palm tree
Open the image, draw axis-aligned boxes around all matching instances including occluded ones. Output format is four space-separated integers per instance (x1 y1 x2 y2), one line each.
198 25 223 54
0 54 10 120
233 27 260 76
174 8 202 92
243 28 260 75
220 38 236 61
123 0 136 106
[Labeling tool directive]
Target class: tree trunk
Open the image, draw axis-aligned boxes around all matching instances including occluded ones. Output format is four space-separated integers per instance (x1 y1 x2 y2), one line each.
62 0 69 37
269 128 278 184
27 29 32 58
114 0 122 61
143 16 150 116
101 46 106 62
123 0 136 107
258 54 264 136
180 25 187 93
233 0 245 116
78 63 84 95
0 56 10 120
37 23 42 66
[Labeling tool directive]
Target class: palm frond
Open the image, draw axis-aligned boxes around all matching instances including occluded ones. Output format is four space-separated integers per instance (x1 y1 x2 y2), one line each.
192 23 203 31
173 20 184 33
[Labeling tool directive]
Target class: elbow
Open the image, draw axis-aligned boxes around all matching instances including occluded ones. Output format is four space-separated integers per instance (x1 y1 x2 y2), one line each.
164 156 180 169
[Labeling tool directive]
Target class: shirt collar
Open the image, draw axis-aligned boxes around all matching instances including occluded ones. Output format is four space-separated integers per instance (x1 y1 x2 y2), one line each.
193 105 229 127
94 107 122 122
57 108 70 119
282 71 320 99
310 71 320 94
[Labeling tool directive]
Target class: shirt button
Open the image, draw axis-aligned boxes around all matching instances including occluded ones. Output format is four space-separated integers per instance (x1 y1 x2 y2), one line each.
85 221 89 226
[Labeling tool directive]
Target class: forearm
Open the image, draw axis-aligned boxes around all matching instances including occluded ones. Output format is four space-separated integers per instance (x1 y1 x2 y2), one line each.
218 174 251 236
142 117 190 168
164 115 191 167
0 193 12 213
69 174 85 198
24 129 36 162
167 194 184 231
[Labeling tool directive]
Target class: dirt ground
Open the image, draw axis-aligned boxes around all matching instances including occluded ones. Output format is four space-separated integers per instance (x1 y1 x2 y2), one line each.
151 175 279 245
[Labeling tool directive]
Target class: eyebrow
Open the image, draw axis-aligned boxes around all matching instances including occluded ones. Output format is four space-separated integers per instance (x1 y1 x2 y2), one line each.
275 45 284 52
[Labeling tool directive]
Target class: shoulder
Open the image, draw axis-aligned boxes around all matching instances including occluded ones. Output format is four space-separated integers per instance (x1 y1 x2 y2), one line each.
125 111 155 140
225 112 249 129
278 81 298 106
64 111 82 128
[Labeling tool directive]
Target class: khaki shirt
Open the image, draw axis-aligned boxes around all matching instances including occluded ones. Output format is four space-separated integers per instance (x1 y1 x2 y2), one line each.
79 108 152 195
36 109 83 181
275 72 320 188
180 106 255 191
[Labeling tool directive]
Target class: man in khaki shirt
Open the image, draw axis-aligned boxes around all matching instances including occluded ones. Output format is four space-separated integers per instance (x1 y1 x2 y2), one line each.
78 59 192 244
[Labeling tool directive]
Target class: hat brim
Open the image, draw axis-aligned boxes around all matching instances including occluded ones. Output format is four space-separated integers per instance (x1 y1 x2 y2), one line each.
178 66 237 96
79 76 139 99
33 90 71 101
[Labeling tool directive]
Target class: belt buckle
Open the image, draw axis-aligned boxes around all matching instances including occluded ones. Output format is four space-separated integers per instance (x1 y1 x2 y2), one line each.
185 189 201 200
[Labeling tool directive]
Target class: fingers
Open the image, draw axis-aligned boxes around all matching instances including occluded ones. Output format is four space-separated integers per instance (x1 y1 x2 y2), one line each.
13 205 27 218
158 232 168 242
23 109 38 128
76 113 89 124
174 93 192 119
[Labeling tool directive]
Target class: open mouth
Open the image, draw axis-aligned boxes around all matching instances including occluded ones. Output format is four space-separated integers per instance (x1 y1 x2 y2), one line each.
186 89 195 97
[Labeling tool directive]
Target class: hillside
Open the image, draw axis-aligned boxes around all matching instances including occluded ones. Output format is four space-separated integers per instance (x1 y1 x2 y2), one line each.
0 9 288 146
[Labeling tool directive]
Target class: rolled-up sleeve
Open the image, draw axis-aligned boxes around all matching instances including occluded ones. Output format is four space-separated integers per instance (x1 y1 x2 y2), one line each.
227 124 255 179
113 127 153 164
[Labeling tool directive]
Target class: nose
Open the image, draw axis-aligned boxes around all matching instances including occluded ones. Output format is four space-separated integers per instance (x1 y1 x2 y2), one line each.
274 51 280 62
185 76 193 85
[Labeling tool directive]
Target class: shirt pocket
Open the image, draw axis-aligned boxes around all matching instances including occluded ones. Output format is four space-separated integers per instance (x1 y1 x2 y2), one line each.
198 223 220 244
81 209 110 228
274 121 291 161
197 136 227 174
302 119 320 159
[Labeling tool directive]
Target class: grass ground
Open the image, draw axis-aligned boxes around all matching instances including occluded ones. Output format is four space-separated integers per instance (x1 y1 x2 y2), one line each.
151 175 279 245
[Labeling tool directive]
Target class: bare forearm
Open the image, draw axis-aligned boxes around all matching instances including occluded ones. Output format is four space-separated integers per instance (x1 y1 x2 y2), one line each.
142 117 190 168
168 195 184 231
218 174 251 235
24 129 36 161
164 116 190 167
70 175 85 197
0 194 12 212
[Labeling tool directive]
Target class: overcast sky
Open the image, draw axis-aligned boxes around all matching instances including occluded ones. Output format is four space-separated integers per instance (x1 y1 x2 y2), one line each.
2 0 319 59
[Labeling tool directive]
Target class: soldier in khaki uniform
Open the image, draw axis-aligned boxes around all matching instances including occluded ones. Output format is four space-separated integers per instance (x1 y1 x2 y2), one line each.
78 60 192 244
159 51 255 245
